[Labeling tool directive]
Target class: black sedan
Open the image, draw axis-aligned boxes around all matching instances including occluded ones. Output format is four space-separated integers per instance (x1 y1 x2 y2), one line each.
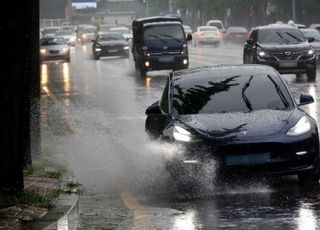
91 32 129 60
145 65 320 185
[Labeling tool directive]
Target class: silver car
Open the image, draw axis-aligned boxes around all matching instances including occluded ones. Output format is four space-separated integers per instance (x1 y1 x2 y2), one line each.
40 36 70 62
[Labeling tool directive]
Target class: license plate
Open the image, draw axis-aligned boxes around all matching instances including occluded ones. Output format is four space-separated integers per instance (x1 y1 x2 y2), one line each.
236 34 243 38
108 49 118 53
279 62 297 68
159 57 174 62
225 153 271 166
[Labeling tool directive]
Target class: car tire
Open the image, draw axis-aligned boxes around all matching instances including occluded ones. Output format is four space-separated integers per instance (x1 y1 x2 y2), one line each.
307 68 317 82
140 67 147 77
243 53 250 64
298 170 320 185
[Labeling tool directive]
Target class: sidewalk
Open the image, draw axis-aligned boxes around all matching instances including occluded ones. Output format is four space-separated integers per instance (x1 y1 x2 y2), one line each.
0 171 80 229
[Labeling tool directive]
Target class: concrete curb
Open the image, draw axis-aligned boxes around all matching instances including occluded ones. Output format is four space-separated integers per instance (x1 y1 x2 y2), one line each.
25 194 79 230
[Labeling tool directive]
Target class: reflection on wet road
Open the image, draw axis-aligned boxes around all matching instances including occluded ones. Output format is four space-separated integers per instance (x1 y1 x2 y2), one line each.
40 43 320 229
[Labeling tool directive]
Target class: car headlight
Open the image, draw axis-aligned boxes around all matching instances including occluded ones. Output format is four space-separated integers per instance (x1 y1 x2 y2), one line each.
173 125 194 142
82 34 87 38
95 48 101 52
70 37 76 42
40 48 46 54
307 49 315 56
123 46 129 50
62 47 69 52
286 116 312 136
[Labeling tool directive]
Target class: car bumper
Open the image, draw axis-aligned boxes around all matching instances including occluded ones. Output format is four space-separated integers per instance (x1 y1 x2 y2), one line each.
94 47 129 57
141 54 189 71
256 56 317 74
40 52 70 61
165 132 320 178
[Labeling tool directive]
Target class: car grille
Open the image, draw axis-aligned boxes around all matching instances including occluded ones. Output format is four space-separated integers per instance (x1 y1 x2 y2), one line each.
150 50 182 56
271 51 304 61
49 50 59 54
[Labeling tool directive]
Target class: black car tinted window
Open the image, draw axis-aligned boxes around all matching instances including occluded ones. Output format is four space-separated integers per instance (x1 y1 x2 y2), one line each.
258 28 306 44
97 33 124 41
144 24 185 41
172 72 289 115
160 80 169 113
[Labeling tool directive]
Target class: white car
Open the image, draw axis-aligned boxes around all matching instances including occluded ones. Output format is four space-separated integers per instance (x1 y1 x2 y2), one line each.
206 20 225 33
55 29 76 46
193 26 223 46
40 36 70 62
110 27 133 42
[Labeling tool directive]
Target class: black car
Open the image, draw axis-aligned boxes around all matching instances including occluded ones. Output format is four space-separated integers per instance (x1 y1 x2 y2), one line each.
243 24 317 81
301 28 320 64
145 65 320 185
91 32 129 60
132 16 192 76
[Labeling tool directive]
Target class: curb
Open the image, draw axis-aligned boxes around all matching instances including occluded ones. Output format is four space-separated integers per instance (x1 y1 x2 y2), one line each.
25 194 79 230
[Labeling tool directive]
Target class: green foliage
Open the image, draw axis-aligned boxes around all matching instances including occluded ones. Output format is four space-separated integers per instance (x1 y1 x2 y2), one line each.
24 164 65 179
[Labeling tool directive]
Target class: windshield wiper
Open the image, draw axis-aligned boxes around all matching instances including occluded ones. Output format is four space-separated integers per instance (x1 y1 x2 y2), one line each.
147 34 167 43
159 34 181 43
266 75 289 108
241 75 253 111
285 32 303 42
275 32 291 44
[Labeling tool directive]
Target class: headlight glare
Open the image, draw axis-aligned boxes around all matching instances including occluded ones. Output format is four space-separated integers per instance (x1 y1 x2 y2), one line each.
40 48 46 54
308 49 314 56
173 125 192 142
286 116 312 136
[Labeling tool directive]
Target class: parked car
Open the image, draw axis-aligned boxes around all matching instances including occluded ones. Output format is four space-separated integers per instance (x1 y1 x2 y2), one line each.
224 26 249 44
91 32 129 60
145 65 320 187
193 26 223 46
243 24 317 81
206 19 226 33
301 28 320 64
55 29 76 46
40 36 70 62
110 27 133 42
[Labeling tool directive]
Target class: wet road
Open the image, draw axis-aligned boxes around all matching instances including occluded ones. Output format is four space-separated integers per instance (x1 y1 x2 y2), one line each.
40 42 320 229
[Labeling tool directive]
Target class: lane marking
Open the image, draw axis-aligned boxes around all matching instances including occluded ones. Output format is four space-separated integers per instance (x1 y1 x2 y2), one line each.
119 191 150 230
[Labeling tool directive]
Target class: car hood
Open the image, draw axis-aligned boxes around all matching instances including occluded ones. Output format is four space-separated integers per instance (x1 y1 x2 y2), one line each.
97 41 128 46
177 109 295 140
258 42 311 52
41 44 68 50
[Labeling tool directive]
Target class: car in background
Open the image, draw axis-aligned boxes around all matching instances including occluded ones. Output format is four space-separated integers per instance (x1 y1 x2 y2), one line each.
193 26 223 46
91 32 129 60
224 26 249 44
55 29 76 46
206 19 226 33
40 36 70 62
77 26 97 45
109 26 133 42
97 24 117 33
42 26 61 37
145 65 320 187
243 24 317 81
183 25 193 37
301 28 320 64
309 24 320 33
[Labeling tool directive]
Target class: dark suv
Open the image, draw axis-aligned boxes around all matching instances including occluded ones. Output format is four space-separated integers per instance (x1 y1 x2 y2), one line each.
243 24 317 81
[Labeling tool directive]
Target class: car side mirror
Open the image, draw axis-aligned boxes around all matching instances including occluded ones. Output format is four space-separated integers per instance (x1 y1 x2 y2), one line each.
299 94 314 106
145 101 162 115
307 37 315 43
187 33 192 41
91 39 95 43
246 38 255 45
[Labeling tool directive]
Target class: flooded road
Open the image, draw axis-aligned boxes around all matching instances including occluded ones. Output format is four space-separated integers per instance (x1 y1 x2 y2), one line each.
40 42 320 229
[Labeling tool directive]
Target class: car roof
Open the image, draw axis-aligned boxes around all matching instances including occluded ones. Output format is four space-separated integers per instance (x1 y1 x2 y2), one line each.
172 65 278 79
133 16 182 25
256 24 298 30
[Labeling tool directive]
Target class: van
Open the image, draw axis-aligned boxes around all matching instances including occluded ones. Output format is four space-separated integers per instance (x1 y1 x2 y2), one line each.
132 16 192 76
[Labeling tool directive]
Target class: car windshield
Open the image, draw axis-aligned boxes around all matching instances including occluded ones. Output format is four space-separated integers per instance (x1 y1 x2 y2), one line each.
97 33 124 41
110 29 131 34
144 24 185 41
258 28 306 44
301 30 320 41
83 27 96 33
55 30 73 36
199 27 218 32
172 72 289 115
40 37 66 46
43 27 59 34
208 22 223 30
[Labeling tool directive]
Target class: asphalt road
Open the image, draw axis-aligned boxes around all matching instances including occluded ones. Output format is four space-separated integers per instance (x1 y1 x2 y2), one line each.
40 41 320 229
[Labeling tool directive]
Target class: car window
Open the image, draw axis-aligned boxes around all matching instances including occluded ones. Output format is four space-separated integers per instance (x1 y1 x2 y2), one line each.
228 27 247 33
172 73 289 115
97 33 124 41
55 30 73 36
144 24 185 40
258 28 306 44
301 30 320 41
208 22 223 30
40 37 66 46
160 80 169 113
199 27 218 32
249 29 258 41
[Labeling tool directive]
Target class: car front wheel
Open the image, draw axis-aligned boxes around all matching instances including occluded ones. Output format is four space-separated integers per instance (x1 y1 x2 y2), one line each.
307 68 317 82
